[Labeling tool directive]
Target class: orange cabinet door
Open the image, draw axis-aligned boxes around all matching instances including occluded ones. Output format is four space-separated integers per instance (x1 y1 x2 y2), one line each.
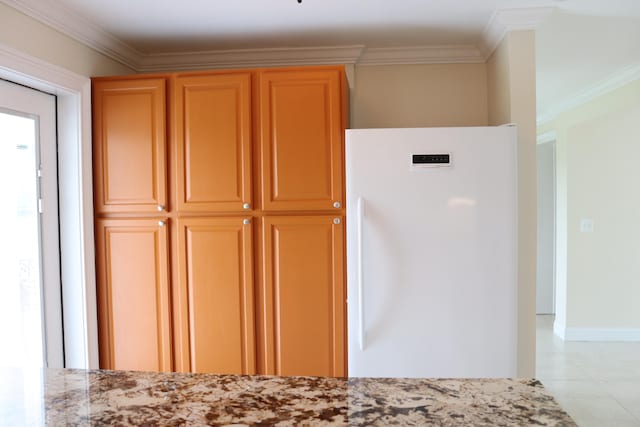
258 69 345 212
95 218 172 371
93 78 167 214
175 217 255 374
260 215 345 377
174 73 252 213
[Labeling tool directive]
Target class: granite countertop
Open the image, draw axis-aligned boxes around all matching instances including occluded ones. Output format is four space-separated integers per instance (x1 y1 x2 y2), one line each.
0 368 576 426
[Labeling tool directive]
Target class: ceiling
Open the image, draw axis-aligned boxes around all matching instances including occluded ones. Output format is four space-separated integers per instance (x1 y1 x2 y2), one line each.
536 7 640 122
4 0 640 122
52 0 554 53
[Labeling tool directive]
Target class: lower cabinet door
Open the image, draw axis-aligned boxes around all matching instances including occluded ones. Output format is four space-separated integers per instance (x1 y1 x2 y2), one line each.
95 218 172 371
260 215 345 377
175 217 255 374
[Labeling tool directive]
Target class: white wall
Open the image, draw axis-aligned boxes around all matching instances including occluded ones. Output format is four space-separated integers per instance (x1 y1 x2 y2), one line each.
539 77 640 340
568 103 640 329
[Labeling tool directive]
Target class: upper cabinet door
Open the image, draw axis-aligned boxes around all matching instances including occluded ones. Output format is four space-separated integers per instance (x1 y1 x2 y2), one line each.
260 215 345 377
93 78 167 214
174 73 252 213
258 69 344 212
175 217 255 375
95 218 172 372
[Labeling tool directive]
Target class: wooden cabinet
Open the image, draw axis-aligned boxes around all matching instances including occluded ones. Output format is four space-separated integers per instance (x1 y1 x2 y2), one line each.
95 219 172 372
259 216 345 377
93 78 167 214
93 66 347 377
174 73 253 212
258 69 344 212
174 217 255 374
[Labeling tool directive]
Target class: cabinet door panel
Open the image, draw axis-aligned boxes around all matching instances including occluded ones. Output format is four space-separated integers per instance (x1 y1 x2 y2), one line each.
259 69 344 211
261 216 345 377
175 74 252 212
96 219 171 371
176 217 255 374
93 79 167 213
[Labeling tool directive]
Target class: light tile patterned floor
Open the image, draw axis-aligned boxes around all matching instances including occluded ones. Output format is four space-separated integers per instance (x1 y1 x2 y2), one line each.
537 315 640 427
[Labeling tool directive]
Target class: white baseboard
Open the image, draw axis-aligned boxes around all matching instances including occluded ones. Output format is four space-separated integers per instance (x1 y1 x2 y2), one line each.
562 327 640 342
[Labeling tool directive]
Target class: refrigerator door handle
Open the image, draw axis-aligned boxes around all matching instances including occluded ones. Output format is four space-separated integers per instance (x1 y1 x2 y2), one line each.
357 196 366 351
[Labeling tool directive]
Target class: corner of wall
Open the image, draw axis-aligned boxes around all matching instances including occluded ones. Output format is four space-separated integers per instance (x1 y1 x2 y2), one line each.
487 30 537 378
0 2 134 77
486 34 511 126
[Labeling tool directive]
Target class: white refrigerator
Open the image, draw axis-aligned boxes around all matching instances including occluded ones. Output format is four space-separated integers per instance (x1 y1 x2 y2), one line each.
346 126 518 378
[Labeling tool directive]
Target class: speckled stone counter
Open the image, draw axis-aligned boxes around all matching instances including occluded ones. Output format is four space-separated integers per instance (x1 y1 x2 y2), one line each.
0 368 576 426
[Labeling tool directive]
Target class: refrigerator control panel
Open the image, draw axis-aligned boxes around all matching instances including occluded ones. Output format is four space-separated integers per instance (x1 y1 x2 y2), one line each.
411 153 451 169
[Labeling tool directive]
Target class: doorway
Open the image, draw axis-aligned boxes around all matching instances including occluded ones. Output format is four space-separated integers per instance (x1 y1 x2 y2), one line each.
536 140 556 314
0 79 63 368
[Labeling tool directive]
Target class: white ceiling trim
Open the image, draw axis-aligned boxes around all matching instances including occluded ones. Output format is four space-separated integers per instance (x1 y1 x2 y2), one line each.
1 0 143 70
480 7 555 58
1 0 553 71
137 45 367 72
537 62 640 126
357 46 484 66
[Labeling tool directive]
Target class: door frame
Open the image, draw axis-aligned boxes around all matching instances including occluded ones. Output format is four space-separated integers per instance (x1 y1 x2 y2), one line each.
0 80 63 367
0 43 99 369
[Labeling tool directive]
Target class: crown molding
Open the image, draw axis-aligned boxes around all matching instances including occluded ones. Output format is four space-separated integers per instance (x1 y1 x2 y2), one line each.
138 45 485 72
137 45 367 72
2 0 557 71
0 0 142 70
357 45 484 66
480 7 555 59
537 62 640 126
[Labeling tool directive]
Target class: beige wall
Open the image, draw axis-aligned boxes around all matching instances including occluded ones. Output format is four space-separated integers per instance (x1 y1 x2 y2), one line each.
487 31 538 378
352 64 488 128
0 3 133 77
2 2 543 368
540 78 640 335
486 38 511 126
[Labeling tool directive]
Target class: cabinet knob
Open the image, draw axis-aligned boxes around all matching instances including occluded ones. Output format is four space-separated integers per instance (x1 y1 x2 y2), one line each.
333 201 341 209
243 219 251 225
333 218 341 225
243 203 251 210
157 205 165 212
158 220 166 227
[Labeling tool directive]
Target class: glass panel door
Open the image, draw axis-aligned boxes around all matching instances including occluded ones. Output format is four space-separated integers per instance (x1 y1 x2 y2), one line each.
0 79 62 368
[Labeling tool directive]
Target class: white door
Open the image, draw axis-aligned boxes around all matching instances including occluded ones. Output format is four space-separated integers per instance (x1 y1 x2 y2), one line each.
0 79 63 368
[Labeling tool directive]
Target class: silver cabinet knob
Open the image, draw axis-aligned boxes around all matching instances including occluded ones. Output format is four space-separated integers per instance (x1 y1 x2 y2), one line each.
243 219 251 225
158 220 166 227
333 201 341 209
333 218 341 225
157 205 165 212
243 203 251 210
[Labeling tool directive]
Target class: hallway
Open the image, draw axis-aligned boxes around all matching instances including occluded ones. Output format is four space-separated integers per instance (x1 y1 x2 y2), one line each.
537 315 640 426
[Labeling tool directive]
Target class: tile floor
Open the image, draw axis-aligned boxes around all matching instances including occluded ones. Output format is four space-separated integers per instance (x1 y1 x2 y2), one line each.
537 315 640 427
